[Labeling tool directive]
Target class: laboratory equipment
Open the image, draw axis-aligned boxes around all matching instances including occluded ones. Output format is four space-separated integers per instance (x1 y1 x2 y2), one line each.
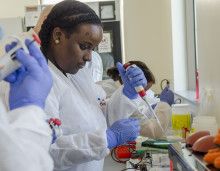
191 116 218 135
141 139 174 150
196 70 199 100
110 137 172 170
124 63 164 134
160 87 174 106
160 79 170 90
172 104 191 137
0 29 41 81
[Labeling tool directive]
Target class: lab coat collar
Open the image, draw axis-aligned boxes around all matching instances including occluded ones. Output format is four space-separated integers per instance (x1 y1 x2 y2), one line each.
48 60 73 87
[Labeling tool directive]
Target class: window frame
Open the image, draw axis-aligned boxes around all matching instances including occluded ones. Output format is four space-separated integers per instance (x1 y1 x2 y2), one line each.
185 0 197 91
171 0 197 93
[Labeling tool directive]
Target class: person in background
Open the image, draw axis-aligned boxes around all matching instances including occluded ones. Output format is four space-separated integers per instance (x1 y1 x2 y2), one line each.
0 26 53 171
98 60 174 139
98 60 156 99
38 1 143 171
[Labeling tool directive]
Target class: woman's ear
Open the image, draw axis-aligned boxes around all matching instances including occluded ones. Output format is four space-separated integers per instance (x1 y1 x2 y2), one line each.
52 27 63 44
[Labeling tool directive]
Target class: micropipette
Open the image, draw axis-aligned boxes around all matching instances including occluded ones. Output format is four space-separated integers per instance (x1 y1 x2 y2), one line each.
0 30 41 81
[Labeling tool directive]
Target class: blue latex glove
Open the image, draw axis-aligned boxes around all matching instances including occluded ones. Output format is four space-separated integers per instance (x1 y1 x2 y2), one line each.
106 118 140 149
4 39 52 110
117 62 147 99
160 87 174 106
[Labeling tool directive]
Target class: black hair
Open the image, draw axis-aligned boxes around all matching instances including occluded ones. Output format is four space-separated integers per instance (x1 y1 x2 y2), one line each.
39 0 102 56
107 67 121 82
107 60 156 84
128 61 155 84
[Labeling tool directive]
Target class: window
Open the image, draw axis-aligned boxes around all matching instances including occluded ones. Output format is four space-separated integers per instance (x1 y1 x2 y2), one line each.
171 0 197 92
185 0 197 91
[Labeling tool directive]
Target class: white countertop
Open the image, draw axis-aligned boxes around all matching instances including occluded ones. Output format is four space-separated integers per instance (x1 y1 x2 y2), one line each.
103 155 125 171
103 153 170 171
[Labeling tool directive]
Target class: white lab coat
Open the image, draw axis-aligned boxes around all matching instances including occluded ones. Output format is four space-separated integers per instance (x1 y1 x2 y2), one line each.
96 79 120 98
45 61 139 171
98 79 171 139
0 100 53 171
85 51 103 82
97 78 156 100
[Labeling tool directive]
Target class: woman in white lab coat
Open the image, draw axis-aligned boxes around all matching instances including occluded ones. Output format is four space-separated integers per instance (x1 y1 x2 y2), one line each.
38 1 144 171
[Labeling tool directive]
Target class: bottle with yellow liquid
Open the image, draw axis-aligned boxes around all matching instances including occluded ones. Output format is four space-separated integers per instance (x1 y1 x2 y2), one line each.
172 104 191 137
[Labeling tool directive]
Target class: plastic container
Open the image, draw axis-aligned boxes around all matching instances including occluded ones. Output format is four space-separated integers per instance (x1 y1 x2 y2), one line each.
191 116 218 135
172 104 191 137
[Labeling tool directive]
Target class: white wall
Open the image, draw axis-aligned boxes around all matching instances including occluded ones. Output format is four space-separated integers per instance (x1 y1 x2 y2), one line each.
195 0 220 124
0 0 38 18
0 0 38 54
122 0 173 93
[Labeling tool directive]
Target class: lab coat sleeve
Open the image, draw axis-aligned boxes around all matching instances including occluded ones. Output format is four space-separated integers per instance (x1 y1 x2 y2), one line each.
50 129 109 170
104 86 143 126
0 105 53 171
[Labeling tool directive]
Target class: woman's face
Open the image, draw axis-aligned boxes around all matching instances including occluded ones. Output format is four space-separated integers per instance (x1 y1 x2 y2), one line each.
52 24 103 74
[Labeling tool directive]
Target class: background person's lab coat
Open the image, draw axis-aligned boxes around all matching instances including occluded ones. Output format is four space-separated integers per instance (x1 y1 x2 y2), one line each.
97 78 155 99
45 61 140 171
98 79 171 139
0 100 53 171
85 51 103 82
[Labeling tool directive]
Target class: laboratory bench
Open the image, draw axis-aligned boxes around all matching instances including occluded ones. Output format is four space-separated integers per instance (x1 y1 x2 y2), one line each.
104 142 219 171
104 155 124 171
104 153 170 171
103 144 171 171
103 137 174 171
169 143 218 171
